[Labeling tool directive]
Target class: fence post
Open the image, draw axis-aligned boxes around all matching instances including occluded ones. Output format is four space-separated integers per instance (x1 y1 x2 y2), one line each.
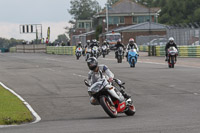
148 46 152 56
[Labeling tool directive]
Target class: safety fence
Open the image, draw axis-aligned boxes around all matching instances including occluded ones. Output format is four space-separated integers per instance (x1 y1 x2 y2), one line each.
12 44 46 53
149 45 200 57
139 45 148 52
46 46 76 55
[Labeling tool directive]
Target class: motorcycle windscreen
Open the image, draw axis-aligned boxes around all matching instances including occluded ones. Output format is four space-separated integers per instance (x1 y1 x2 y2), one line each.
88 80 108 94
128 51 137 57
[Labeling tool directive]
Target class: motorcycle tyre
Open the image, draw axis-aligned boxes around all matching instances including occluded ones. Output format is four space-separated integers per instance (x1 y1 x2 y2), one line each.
125 104 136 116
76 55 80 60
100 95 117 118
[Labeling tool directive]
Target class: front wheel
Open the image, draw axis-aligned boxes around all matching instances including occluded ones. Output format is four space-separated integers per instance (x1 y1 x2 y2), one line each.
131 58 135 67
100 96 117 118
76 55 80 60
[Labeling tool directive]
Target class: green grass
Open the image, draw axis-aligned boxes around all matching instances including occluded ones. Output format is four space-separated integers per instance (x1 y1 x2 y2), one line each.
0 85 33 125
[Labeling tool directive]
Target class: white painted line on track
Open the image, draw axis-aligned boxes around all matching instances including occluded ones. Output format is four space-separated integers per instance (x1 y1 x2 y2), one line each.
100 58 200 69
0 82 41 128
45 58 71 63
73 73 87 78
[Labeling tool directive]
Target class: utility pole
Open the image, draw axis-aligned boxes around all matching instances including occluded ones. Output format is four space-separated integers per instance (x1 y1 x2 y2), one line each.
106 3 109 33
148 0 151 34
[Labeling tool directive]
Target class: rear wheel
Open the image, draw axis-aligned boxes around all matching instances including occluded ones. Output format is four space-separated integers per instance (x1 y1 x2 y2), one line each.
103 54 105 58
100 96 117 118
125 104 136 116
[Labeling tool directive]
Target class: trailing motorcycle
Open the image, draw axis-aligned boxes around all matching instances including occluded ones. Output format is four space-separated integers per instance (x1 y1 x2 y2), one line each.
84 71 136 118
91 46 99 58
101 45 108 58
75 47 83 60
167 47 178 68
116 46 124 63
127 49 138 68
85 47 92 61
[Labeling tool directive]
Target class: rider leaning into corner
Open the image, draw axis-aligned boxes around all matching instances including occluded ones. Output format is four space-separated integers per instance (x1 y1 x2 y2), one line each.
86 57 131 105
114 39 125 58
165 37 178 61
126 38 139 61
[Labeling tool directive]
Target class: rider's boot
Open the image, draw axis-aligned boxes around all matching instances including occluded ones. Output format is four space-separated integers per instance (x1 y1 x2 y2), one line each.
165 56 168 61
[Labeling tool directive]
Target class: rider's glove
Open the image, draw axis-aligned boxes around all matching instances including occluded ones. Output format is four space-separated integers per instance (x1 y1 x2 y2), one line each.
108 77 113 82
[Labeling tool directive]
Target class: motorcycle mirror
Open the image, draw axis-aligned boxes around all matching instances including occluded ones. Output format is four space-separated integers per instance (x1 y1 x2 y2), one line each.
84 79 90 87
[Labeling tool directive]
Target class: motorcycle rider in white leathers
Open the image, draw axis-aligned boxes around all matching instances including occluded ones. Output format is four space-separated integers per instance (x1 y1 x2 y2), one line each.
87 57 130 105
126 38 139 61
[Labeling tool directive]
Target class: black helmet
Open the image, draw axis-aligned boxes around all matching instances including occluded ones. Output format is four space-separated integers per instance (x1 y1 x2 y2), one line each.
87 57 98 71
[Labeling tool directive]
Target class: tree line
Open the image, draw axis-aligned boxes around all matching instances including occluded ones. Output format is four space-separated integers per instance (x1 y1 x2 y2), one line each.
0 38 23 49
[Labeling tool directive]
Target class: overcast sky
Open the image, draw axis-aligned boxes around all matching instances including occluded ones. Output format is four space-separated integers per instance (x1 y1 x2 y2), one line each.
0 0 107 41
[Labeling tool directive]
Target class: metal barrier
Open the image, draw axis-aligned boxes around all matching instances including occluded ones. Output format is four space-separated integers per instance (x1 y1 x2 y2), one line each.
15 44 46 53
46 46 76 55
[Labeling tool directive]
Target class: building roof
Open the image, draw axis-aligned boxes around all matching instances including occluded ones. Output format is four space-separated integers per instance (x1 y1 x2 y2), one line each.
110 22 168 32
98 0 160 16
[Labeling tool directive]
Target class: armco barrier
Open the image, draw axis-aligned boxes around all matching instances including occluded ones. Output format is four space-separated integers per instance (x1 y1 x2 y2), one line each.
153 45 200 57
46 46 76 55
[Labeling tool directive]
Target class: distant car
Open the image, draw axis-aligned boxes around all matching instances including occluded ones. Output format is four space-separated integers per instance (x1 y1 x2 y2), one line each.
191 41 200 46
145 38 168 46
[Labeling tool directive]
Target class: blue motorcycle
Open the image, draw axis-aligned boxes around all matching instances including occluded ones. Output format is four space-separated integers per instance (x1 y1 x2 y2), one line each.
127 49 138 67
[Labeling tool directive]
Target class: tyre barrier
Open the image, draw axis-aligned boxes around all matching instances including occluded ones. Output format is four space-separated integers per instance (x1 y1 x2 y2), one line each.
9 47 17 53
150 45 200 57
46 46 76 55
139 45 148 52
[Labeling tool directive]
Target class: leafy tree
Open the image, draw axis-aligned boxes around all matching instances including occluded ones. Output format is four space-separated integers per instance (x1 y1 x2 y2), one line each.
107 0 120 5
54 34 69 44
0 37 23 49
158 0 200 24
95 25 102 40
68 0 101 20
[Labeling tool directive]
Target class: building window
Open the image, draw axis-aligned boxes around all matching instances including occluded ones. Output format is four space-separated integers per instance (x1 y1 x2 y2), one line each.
119 17 125 24
78 22 84 28
108 16 125 24
133 16 152 24
85 23 91 29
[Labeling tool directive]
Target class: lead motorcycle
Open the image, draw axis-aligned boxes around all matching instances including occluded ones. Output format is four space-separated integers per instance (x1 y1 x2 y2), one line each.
167 47 178 68
84 71 136 118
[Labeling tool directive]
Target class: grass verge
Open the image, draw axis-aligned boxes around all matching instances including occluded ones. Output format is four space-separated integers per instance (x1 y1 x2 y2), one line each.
0 85 33 125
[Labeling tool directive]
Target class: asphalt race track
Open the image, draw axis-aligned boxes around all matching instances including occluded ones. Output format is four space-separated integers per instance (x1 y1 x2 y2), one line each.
0 52 200 133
